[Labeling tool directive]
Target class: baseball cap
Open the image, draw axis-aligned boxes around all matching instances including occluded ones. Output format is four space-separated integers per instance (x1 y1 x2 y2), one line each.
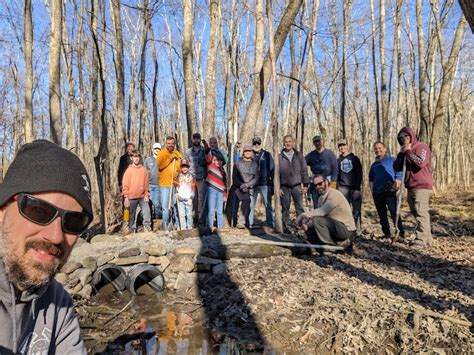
153 142 161 150
181 159 190 167
337 139 347 146
312 135 322 142
252 137 262 145
243 144 253 152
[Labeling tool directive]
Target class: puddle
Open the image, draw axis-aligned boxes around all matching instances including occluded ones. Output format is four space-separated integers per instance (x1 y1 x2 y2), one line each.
87 290 275 354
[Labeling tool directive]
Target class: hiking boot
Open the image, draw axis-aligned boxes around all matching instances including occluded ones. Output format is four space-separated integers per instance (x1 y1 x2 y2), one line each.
236 223 246 229
128 227 136 234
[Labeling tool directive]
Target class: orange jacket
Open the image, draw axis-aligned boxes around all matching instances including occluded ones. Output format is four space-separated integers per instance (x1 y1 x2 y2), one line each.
122 164 149 199
157 149 182 187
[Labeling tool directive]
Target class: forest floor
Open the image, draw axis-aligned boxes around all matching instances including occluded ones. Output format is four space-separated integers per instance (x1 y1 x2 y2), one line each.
78 190 473 354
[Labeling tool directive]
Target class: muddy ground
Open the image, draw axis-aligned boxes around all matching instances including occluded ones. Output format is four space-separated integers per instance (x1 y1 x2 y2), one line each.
77 190 473 354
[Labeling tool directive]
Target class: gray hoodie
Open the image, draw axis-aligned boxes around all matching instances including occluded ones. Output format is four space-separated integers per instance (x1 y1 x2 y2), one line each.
0 261 86 354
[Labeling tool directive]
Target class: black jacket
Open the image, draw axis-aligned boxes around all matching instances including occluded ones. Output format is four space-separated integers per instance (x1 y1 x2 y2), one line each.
278 150 309 187
252 149 274 186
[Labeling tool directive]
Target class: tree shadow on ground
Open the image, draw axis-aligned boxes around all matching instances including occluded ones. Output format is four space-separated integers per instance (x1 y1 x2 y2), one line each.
298 251 473 327
197 229 265 349
354 238 474 298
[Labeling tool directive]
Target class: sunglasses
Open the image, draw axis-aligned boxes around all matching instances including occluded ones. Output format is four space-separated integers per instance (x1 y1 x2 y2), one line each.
398 134 410 140
253 142 261 146
314 181 325 187
16 194 92 235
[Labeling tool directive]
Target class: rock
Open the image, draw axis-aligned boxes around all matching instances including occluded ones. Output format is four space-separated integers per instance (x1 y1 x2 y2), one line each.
194 263 211 272
118 247 141 258
97 253 115 267
77 284 93 299
226 243 291 259
195 255 222 265
173 247 197 256
169 254 195 273
148 255 171 270
174 272 198 291
55 273 68 284
72 282 83 293
66 277 80 288
145 243 168 256
82 257 97 271
212 263 227 275
90 234 125 244
62 261 82 274
113 255 149 266
70 268 93 286
176 229 201 238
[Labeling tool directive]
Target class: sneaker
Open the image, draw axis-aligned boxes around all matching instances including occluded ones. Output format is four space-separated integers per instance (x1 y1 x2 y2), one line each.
236 224 246 229
128 227 136 234
143 226 152 232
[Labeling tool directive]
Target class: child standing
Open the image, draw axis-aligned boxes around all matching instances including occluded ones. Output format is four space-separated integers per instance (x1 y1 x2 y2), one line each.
175 159 196 229
204 141 227 229
122 150 152 233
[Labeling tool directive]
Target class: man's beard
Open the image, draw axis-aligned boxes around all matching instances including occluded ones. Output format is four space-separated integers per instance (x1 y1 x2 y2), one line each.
1 230 65 290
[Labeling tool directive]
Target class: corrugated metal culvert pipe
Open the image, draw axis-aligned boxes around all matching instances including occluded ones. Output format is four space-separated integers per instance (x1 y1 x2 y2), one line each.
125 264 166 295
92 264 127 293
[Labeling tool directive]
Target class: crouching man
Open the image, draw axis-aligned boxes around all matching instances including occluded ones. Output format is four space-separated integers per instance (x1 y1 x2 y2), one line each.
296 174 356 249
0 140 92 354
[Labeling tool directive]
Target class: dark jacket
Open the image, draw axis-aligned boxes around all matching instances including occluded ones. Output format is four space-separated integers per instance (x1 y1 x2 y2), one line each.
369 153 403 195
233 159 259 191
0 261 86 354
337 153 362 190
252 149 274 186
305 149 338 182
393 127 433 190
118 153 132 188
279 149 309 187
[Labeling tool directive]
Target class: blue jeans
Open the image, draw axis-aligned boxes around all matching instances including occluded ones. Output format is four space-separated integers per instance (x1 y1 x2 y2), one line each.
249 185 274 227
160 187 177 229
207 186 224 228
149 185 161 218
177 199 193 229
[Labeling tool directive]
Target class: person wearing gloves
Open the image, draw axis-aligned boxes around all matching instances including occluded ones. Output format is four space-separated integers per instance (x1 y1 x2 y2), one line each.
0 140 93 354
175 159 196 229
157 136 182 229
122 150 151 233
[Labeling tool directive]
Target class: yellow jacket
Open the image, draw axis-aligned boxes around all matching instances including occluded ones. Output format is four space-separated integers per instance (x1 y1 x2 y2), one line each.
157 149 182 187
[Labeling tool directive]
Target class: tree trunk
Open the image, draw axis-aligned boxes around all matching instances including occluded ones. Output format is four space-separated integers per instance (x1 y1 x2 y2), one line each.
49 0 62 145
204 0 220 138
240 0 303 145
340 0 352 139
430 15 466 179
370 0 381 141
149 22 160 142
110 0 126 149
394 0 403 149
266 0 282 234
416 0 430 141
182 0 198 144
379 0 390 142
253 0 265 137
24 0 34 143
138 0 149 152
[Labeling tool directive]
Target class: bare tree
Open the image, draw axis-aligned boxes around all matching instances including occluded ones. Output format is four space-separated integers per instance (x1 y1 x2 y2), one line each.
182 0 198 143
110 0 126 149
416 0 430 141
49 0 62 145
370 0 381 140
240 0 303 145
379 0 390 142
24 0 34 142
203 0 220 138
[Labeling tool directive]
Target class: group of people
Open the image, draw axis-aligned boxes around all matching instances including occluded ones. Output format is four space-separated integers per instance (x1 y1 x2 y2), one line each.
0 124 433 352
117 126 433 251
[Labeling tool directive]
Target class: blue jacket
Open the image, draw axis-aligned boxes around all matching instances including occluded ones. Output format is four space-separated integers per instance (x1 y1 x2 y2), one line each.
305 149 338 182
369 154 403 195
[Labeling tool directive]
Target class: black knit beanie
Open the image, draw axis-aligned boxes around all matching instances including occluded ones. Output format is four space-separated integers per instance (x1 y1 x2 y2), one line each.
0 140 93 216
